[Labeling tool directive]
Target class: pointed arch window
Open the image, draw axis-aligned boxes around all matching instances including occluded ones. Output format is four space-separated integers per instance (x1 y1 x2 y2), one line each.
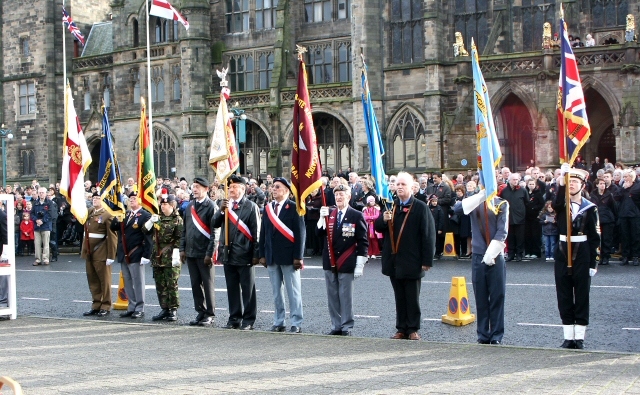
314 113 352 174
133 18 139 47
391 111 425 170
242 123 271 176
155 19 168 43
591 0 628 28
390 0 424 64
153 128 177 178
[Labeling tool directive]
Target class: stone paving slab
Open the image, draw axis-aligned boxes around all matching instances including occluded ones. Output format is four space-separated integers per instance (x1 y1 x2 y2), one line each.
1 317 639 394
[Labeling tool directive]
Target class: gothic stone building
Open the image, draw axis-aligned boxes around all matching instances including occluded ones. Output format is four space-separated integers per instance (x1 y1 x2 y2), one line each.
3 0 640 185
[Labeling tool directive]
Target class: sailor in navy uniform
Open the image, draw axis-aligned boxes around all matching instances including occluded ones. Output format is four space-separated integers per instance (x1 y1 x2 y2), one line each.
317 183 368 336
553 165 600 349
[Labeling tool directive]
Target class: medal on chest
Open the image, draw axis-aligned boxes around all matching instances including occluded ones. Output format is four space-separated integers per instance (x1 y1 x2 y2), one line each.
132 218 139 229
341 222 355 238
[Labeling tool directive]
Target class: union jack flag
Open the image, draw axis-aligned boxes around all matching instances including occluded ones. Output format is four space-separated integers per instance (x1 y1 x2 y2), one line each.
62 7 85 46
557 16 590 165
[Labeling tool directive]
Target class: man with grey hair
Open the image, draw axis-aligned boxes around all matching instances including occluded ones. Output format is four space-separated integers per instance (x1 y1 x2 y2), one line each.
31 187 55 266
499 173 529 261
348 172 364 210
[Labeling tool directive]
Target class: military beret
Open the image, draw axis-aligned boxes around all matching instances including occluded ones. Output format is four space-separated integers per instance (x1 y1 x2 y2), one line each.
160 194 176 204
272 177 291 191
228 174 246 185
92 191 100 198
193 177 210 188
128 191 138 198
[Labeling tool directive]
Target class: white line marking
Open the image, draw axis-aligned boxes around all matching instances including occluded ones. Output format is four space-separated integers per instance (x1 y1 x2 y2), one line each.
517 323 562 327
109 285 227 292
22 297 49 301
622 328 640 331
355 315 379 319
215 308 227 311
72 300 92 303
592 285 635 289
17 269 86 274
423 318 442 321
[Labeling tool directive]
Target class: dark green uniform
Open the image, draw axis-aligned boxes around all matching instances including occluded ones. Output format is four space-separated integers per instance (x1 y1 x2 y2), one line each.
151 211 184 310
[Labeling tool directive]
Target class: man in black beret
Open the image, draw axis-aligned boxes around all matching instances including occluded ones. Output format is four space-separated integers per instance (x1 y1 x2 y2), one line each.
180 177 219 326
213 174 261 330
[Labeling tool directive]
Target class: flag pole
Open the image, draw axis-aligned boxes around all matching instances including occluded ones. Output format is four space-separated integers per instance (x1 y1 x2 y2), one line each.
146 0 153 148
62 1 67 93
560 5 573 275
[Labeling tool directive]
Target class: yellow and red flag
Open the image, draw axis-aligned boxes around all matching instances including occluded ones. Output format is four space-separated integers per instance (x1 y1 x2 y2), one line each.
291 54 322 215
209 87 239 181
137 98 159 215
60 82 92 224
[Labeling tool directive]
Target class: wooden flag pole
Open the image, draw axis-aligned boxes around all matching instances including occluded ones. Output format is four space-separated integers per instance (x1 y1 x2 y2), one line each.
563 116 573 275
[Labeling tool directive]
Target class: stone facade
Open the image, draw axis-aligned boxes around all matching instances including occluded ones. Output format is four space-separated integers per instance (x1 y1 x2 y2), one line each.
3 0 640 185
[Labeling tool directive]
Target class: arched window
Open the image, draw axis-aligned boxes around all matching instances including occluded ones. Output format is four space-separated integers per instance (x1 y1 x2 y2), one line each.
591 0 628 28
153 128 177 178
390 0 423 64
133 18 139 47
314 113 352 174
21 149 36 176
155 19 167 43
391 111 425 170
242 123 271 176
337 42 351 82
152 67 164 103
520 0 554 51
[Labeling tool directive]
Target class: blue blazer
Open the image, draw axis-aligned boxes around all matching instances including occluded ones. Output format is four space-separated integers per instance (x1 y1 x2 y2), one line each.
259 199 305 265
110 208 153 263
317 206 368 273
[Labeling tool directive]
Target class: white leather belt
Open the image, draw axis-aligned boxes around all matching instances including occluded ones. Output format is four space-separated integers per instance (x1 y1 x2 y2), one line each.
559 235 587 242
89 233 106 239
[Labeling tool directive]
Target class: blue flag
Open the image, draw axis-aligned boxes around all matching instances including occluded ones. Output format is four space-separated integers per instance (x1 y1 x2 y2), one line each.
362 63 391 202
470 39 502 213
98 106 126 216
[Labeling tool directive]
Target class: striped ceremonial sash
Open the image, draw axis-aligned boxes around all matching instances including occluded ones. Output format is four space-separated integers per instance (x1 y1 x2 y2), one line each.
228 208 254 242
265 202 295 243
191 206 211 239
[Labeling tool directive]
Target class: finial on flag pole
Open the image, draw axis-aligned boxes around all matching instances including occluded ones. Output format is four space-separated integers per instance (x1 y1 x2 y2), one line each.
560 3 564 19
296 45 307 61
217 67 229 87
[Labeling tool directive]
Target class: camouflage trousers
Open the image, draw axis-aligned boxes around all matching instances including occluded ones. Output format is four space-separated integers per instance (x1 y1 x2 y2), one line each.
152 266 181 309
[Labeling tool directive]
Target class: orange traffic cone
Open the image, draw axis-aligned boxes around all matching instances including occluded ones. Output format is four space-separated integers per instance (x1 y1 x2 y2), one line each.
441 276 476 326
112 271 128 310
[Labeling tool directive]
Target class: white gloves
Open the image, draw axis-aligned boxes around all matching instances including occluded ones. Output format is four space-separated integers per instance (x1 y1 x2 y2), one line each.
106 259 114 266
560 163 571 176
589 268 597 277
354 256 367 279
144 219 154 230
317 206 330 229
482 240 506 266
150 214 160 223
462 190 486 215
140 257 150 265
172 248 181 267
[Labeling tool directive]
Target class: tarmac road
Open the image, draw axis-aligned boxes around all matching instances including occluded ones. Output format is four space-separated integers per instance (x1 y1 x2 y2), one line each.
9 252 640 353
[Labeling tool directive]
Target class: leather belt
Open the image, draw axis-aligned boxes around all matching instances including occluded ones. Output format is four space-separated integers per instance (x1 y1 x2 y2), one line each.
559 235 587 242
89 233 106 239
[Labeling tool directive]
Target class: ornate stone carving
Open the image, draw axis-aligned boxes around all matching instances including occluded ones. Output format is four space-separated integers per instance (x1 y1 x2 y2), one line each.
626 14 636 42
453 32 469 57
542 22 552 49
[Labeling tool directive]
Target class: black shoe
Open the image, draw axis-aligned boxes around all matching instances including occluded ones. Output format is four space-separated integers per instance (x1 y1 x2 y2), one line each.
270 325 286 332
97 309 110 317
574 339 584 349
189 312 205 326
600 257 609 266
50 256 58 262
225 323 240 329
240 324 254 330
119 311 134 318
289 326 301 333
341 330 351 336
83 309 99 316
131 311 144 319
198 316 214 326
477 339 489 344
166 309 177 322
328 329 342 335
620 257 629 266
634 258 639 266
152 309 170 321
505 255 514 262
490 340 501 345
560 339 576 349
515 255 523 262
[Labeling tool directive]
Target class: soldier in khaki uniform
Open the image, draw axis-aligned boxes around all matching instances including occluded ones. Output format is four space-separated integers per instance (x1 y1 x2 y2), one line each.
82 192 118 317
145 193 184 321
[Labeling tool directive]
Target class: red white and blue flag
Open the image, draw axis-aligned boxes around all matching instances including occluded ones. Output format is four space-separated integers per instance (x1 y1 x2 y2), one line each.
557 16 590 165
62 7 85 46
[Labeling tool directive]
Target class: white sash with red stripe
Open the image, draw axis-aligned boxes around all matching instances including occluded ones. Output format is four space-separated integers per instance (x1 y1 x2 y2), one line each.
265 202 295 243
191 205 211 239
228 208 254 242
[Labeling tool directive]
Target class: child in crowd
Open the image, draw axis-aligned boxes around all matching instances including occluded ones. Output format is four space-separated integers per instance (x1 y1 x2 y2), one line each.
429 194 446 259
19 213 35 256
539 200 559 261
362 195 382 259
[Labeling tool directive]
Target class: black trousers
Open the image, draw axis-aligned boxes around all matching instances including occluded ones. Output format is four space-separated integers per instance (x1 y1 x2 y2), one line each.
224 264 257 326
507 223 525 257
554 260 591 325
600 222 615 257
186 257 216 317
389 276 421 334
619 217 640 258
524 220 542 256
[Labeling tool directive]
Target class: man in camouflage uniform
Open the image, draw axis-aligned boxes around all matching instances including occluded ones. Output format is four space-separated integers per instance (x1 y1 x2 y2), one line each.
145 193 184 321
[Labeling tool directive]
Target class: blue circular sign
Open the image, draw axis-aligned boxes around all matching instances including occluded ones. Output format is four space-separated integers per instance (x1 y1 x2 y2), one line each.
461 159 468 166
449 297 458 314
445 243 454 254
461 297 469 314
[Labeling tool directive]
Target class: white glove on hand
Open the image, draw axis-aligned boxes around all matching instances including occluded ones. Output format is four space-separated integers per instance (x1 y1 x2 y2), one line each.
171 248 181 267
150 214 160 223
144 219 154 231
482 239 506 266
560 163 571 176
106 259 114 266
140 257 150 266
354 256 367 279
319 206 329 218
462 190 486 215
589 268 597 277
317 206 330 229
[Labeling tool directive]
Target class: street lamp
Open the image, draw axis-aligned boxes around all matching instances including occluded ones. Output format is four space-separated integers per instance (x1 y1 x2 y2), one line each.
229 102 247 175
0 124 13 188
